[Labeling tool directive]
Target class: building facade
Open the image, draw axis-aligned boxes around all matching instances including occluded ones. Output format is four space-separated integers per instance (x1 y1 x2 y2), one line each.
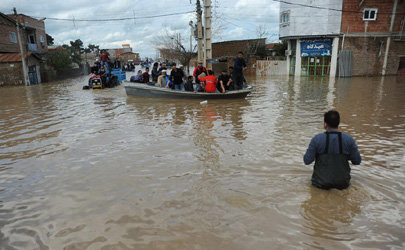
279 0 405 77
0 12 47 85
279 0 342 77
340 0 405 76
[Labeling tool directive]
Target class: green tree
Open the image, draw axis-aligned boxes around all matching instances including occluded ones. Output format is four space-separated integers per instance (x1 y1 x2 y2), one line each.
46 34 54 46
273 41 288 56
46 49 72 71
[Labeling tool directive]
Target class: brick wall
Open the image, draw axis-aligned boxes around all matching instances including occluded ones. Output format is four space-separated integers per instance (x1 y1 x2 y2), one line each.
14 14 48 54
0 62 23 86
342 0 405 33
0 15 20 53
341 37 403 76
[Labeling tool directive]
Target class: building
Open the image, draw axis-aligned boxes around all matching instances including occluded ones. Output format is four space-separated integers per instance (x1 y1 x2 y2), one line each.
279 0 342 77
0 12 47 85
340 0 405 76
279 0 405 77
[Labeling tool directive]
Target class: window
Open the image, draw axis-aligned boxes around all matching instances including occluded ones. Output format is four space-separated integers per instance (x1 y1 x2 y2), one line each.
39 35 44 44
363 8 377 21
9 32 17 43
280 11 290 25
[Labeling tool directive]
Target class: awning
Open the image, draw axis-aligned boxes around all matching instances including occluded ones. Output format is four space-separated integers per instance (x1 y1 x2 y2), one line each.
0 52 35 63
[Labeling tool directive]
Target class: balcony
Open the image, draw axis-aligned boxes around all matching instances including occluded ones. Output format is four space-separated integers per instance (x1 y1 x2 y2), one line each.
27 43 38 52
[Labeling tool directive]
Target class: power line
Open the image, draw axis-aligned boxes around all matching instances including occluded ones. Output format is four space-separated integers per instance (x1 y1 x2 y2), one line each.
31 10 195 22
273 0 405 15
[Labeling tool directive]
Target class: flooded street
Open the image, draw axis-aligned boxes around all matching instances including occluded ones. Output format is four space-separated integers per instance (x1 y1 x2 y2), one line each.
0 73 404 249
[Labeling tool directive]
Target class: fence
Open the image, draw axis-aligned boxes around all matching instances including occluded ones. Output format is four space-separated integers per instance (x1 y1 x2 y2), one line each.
256 60 288 76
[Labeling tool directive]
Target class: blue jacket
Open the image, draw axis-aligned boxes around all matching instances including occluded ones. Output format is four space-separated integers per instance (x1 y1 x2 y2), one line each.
304 129 361 165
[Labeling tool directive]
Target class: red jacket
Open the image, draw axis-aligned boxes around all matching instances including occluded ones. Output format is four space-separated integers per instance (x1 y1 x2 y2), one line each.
193 66 207 77
199 75 218 93
101 53 109 62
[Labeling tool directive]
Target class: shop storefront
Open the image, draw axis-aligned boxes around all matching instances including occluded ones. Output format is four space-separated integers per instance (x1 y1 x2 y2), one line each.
300 39 332 76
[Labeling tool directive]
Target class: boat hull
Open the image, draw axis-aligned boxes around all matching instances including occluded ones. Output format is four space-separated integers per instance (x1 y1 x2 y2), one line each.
124 81 251 99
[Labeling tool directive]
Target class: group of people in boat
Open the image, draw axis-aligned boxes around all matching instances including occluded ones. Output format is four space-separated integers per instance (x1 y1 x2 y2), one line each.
130 51 248 93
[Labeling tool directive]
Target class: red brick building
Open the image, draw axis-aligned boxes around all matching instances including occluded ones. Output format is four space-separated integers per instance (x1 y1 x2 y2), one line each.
340 0 405 76
0 12 47 85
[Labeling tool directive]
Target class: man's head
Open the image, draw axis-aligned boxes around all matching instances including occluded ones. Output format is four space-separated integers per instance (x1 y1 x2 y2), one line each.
208 70 214 76
162 63 166 67
221 69 227 75
153 62 158 68
179 65 184 70
198 61 203 68
324 110 340 129
171 63 176 70
162 70 167 75
228 66 233 73
145 67 149 72
238 51 244 58
188 76 193 82
93 63 97 66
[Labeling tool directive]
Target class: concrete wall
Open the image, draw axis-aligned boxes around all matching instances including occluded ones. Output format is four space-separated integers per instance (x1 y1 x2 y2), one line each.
279 0 343 38
256 60 288 76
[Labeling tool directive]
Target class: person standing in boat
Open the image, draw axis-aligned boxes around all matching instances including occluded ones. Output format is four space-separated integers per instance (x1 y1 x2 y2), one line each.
157 70 169 88
169 63 185 91
151 62 159 83
158 63 167 75
233 51 247 90
304 110 361 190
193 61 208 91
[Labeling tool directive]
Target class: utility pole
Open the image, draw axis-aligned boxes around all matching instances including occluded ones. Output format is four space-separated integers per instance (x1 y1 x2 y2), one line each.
203 0 212 70
13 7 29 86
382 0 398 76
196 0 204 64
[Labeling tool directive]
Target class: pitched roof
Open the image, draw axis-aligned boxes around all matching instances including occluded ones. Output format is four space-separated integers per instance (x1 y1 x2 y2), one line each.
0 52 33 63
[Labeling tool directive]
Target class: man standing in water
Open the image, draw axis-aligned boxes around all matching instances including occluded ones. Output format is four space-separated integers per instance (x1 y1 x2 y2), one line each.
233 51 247 90
304 111 361 190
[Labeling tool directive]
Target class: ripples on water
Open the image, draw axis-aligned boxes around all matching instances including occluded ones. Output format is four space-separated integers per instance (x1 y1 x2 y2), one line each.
0 74 404 249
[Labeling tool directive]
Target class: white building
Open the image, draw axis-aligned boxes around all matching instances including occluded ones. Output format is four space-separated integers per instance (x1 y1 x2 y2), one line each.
279 0 342 77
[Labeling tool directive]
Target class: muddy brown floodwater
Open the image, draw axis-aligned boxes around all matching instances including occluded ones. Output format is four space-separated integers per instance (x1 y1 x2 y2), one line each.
0 73 404 250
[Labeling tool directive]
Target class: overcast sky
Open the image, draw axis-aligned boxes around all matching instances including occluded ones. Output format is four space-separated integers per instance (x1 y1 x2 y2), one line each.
1 0 280 58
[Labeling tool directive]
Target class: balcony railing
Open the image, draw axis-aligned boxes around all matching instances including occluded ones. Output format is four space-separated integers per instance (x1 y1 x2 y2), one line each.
27 43 38 52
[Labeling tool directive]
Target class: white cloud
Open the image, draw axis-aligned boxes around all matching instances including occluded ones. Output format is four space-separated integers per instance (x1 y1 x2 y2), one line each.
0 0 280 58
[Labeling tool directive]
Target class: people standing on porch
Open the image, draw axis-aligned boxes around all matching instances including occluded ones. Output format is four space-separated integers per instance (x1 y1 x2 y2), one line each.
233 51 247 90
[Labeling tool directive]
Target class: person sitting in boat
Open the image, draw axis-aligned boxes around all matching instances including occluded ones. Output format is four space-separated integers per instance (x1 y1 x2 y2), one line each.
217 69 229 93
151 62 159 82
168 63 185 91
184 76 194 92
134 70 143 83
198 70 219 93
157 70 169 88
193 61 208 91
142 67 150 84
227 66 235 90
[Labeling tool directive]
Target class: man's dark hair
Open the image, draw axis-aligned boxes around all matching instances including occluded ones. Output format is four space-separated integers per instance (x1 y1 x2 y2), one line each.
324 110 340 128
228 66 233 69
172 63 176 66
208 70 214 75
188 75 193 80
153 62 158 67
238 51 243 55
145 67 149 70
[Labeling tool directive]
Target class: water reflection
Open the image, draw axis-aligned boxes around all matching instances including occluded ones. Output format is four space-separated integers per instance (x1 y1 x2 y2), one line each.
0 75 404 249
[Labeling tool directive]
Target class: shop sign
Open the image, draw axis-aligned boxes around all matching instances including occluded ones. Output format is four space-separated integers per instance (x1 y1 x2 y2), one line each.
301 40 331 57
